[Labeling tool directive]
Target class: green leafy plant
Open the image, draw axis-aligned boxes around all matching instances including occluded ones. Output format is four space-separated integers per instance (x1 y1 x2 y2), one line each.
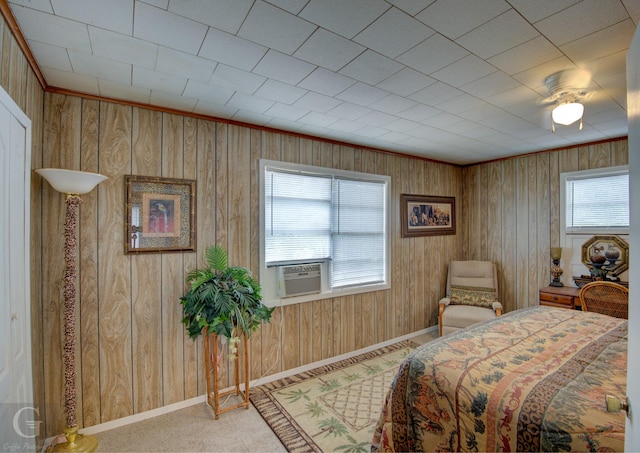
180 245 274 341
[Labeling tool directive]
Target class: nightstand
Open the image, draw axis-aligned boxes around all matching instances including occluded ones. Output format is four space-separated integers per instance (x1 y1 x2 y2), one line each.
539 285 581 310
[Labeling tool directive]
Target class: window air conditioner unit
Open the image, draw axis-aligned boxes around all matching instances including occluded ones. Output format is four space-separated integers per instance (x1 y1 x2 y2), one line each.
277 263 322 298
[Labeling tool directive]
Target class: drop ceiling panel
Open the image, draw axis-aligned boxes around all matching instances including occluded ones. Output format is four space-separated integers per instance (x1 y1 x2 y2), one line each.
7 0 634 165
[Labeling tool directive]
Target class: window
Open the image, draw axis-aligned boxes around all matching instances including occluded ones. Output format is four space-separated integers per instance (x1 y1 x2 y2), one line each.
562 166 629 233
260 160 390 306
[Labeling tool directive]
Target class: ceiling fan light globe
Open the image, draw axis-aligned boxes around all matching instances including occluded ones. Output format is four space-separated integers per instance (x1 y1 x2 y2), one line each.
552 102 584 126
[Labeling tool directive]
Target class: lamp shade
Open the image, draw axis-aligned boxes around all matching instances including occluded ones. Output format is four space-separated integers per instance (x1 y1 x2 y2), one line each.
550 247 562 260
36 168 108 194
551 102 584 126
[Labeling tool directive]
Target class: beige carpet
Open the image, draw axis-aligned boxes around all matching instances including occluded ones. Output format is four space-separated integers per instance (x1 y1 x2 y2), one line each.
249 341 417 453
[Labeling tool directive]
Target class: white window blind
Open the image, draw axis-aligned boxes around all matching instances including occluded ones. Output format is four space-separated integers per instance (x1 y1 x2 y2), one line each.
331 178 386 288
566 171 629 231
264 170 332 263
264 165 387 290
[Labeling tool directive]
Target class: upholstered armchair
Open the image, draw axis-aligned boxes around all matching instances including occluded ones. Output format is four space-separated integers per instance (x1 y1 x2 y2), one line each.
438 260 502 336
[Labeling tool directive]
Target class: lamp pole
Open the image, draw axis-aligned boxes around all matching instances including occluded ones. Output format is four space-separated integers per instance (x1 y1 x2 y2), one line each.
36 169 107 453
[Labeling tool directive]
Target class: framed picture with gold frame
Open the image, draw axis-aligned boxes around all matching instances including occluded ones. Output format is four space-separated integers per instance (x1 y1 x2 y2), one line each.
125 175 196 253
401 194 456 237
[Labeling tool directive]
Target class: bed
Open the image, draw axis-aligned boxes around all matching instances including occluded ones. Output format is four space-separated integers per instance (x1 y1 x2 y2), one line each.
371 306 627 452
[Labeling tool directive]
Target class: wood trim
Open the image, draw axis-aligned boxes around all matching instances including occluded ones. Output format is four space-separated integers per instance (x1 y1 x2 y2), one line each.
0 0 46 89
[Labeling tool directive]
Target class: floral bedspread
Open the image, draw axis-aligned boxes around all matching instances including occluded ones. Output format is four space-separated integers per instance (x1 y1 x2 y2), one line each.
371 306 627 452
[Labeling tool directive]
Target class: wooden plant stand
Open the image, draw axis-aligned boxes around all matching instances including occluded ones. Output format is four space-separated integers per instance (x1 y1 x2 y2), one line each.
203 327 250 419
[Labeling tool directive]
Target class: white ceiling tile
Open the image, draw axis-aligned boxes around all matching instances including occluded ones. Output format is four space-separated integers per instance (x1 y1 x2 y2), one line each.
41 67 98 93
264 0 309 14
368 94 417 114
431 55 497 87
6 0 633 165
264 102 309 121
375 67 436 96
487 36 562 75
297 68 357 96
354 7 435 58
134 2 207 54
168 0 253 34
226 92 275 113
416 0 511 39
89 27 158 69
506 0 581 23
437 94 485 114
210 65 266 95
456 10 539 59
622 0 640 24
293 28 365 71
424 112 463 128
485 85 542 109
150 91 198 112
328 102 371 120
11 5 92 52
193 100 238 119
409 82 464 105
265 117 305 132
299 0 390 39
352 125 389 138
68 50 132 84
398 34 469 74
359 111 398 127
199 28 268 72
512 57 576 92
329 119 366 133
8 0 52 13
183 79 235 104
139 0 169 8
156 47 217 83
385 118 423 133
294 91 342 113
298 111 339 127
28 42 72 71
133 67 187 95
51 0 133 34
386 0 435 17
461 72 521 98
535 0 629 46
255 79 307 104
98 79 151 104
559 19 636 64
238 1 316 55
339 50 403 85
232 109 274 125
395 104 440 121
335 82 389 106
253 50 316 85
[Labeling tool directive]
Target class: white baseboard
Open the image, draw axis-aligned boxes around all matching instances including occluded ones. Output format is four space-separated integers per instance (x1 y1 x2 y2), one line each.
68 326 436 437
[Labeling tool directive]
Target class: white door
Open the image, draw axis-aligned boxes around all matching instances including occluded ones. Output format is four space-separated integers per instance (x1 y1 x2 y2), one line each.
0 86 33 445
625 24 640 451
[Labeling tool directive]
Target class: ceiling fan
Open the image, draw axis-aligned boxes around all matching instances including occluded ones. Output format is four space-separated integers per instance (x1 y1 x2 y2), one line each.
541 69 593 131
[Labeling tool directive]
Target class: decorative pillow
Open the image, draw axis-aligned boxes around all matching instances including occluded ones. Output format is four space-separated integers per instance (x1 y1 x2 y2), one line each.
450 285 497 308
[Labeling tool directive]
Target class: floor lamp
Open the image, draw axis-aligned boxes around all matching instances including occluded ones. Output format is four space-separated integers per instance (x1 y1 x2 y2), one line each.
36 168 107 453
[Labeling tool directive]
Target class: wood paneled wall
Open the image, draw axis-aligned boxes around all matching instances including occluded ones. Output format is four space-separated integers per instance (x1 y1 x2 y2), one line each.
461 139 628 313
38 92 463 436
0 7 629 440
0 9 46 449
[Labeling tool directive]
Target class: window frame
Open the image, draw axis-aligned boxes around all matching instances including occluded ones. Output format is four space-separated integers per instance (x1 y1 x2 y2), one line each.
259 159 391 307
560 165 629 235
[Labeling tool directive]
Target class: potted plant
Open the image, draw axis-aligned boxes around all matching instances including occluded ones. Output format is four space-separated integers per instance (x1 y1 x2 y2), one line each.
181 245 273 345
180 245 274 417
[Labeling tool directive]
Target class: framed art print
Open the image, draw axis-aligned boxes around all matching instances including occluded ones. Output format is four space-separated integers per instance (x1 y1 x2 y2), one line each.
401 194 456 237
125 175 196 253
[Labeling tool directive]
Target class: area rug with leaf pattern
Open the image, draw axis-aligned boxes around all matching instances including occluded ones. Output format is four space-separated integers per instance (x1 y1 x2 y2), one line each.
249 340 417 453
